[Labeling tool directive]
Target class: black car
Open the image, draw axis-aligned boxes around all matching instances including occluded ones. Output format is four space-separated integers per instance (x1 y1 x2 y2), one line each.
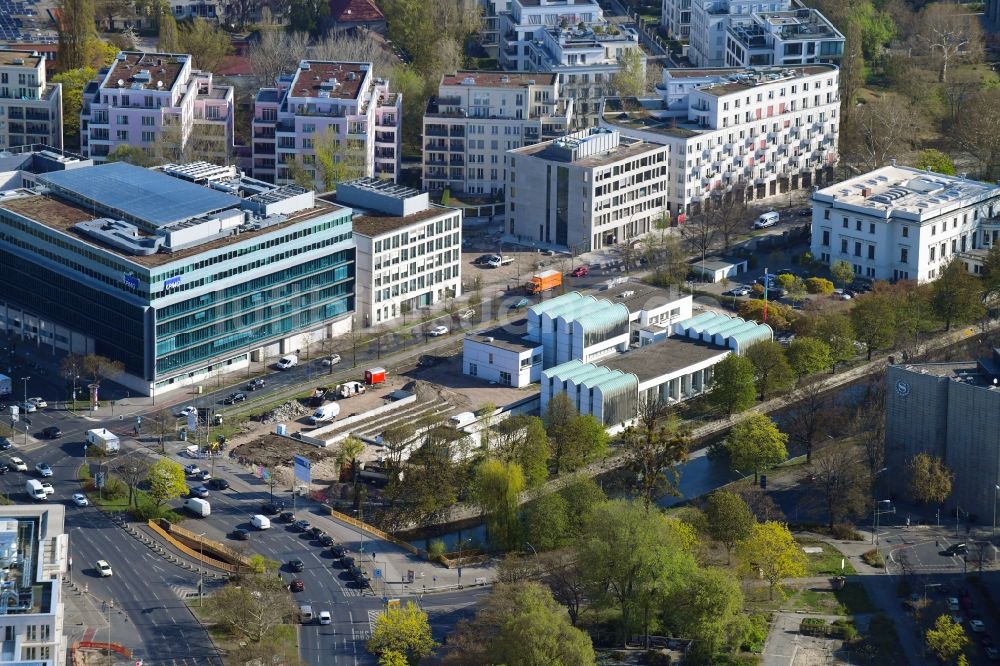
246 378 266 391
293 519 310 532
262 501 285 516
41 427 62 439
222 392 247 405
348 565 364 580
208 478 230 490
798 207 812 217
230 528 249 541
318 534 335 547
308 526 324 539
330 545 347 559
289 559 305 572
0 464 9 475
0 438 11 450
341 556 355 569
472 254 494 266
279 511 295 523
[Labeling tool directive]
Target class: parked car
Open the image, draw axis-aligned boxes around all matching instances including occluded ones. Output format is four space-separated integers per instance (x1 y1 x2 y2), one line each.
246 377 266 391
513 297 530 309
949 597 961 611
986 646 1000 661
0 464 10 474
293 520 310 532
197 470 212 482
41 427 62 439
207 478 229 490
189 486 210 499
35 463 52 477
798 207 812 217
318 534 335 547
27 397 46 408
231 528 249 541
832 289 852 300
183 464 201 476
289 559 305 572
341 556 356 569
222 392 247 405
472 254 494 266
456 308 476 320
307 526 324 539
96 560 113 577
72 493 88 506
428 325 449 337
417 355 441 368
290 579 305 592
321 354 342 367
971 620 986 633
330 545 347 559
261 501 285 516
279 511 295 523
0 438 10 450
726 287 751 297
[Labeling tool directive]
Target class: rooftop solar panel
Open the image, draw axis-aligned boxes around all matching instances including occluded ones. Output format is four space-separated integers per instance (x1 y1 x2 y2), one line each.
40 162 242 228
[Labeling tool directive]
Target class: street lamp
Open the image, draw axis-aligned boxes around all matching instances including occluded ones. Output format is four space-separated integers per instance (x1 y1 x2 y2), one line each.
21 376 28 445
993 484 999 538
874 500 894 562
871 467 889 544
196 531 206 607
353 508 365 555
71 374 79 415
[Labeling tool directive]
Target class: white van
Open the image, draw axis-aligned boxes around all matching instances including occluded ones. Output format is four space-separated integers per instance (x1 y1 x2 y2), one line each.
25 479 46 501
753 211 779 229
183 497 211 517
309 402 341 424
299 604 314 623
276 354 298 370
251 514 271 530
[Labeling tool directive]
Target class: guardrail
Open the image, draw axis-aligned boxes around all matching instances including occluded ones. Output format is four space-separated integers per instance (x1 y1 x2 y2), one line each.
147 520 245 572
330 509 424 558
73 641 133 657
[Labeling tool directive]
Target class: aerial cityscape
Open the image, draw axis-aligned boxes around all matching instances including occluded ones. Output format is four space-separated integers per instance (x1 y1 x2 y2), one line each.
0 0 994 664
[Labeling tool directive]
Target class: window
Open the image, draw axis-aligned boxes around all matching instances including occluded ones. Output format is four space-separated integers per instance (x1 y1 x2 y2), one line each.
488 353 493 364
842 217 848 228
822 229 830 246
902 226 908 238
499 371 511 386
116 130 128 141
854 241 861 257
930 246 936 261
141 131 155 142
869 223 875 234
900 248 908 263
868 246 875 259
824 209 830 220
468 363 477 376
856 220 862 231
841 239 848 253
141 115 154 126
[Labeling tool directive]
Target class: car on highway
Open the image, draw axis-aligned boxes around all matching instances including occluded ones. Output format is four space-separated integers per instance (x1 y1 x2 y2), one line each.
18 402 36 413
72 493 89 506
262 501 285 516
207 478 229 490
318 611 332 625
8 458 26 472
293 520 310 532
222 392 247 405
428 325 449 337
189 486 210 499
35 463 52 477
197 470 212 482
183 464 201 476
27 397 46 408
944 543 968 556
246 377 266 391
330 545 347 559
321 354 342 367
40 482 53 495
96 560 113 577
318 534 335 547
279 511 295 523
41 426 62 439
290 579 305 592
289 559 305 572
0 438 10 450
230 528 249 541
175 405 197 418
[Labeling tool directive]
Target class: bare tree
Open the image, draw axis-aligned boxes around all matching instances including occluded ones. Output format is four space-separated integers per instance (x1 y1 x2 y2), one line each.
705 188 748 252
916 3 983 83
737 486 786 523
148 409 175 454
539 550 588 627
848 96 922 171
678 213 717 275
811 447 869 529
955 89 1000 180
249 28 310 88
310 31 398 73
209 573 296 644
112 455 151 507
784 379 835 464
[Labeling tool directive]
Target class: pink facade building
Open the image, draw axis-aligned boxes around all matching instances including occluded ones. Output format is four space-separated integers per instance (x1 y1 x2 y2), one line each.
251 60 401 189
80 51 234 164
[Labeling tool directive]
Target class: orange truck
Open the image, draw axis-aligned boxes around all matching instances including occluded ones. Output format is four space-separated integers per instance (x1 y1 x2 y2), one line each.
526 269 562 295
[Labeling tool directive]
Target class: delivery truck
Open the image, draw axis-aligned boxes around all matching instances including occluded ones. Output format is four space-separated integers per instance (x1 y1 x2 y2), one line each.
86 428 120 454
25 479 46 501
365 367 386 386
309 402 341 424
526 269 562 295
183 497 211 517
0 374 10 397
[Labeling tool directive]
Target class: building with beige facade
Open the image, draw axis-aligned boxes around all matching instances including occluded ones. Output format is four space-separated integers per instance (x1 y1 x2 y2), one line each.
0 49 62 151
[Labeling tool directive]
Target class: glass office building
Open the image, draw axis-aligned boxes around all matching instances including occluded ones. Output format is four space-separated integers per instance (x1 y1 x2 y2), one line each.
0 161 354 396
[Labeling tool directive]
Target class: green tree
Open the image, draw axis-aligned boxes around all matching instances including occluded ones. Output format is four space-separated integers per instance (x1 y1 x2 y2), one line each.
379 651 408 666
725 413 788 483
707 354 756 416
158 10 179 52
107 144 155 167
805 277 835 295
705 490 756 565
367 601 437 664
786 337 832 380
851 295 896 360
57 0 97 71
830 260 855 288
738 299 797 331
931 259 986 331
314 127 367 191
492 415 550 487
558 478 606 537
982 242 1000 293
925 614 969 662
745 340 795 400
663 567 745 661
915 148 957 175
523 492 570 552
177 18 232 72
209 572 295 644
545 394 608 473
907 453 954 505
52 67 96 150
472 459 525 552
288 0 330 36
610 47 646 98
813 313 857 369
336 437 366 505
145 459 187 508
736 521 807 599
620 398 690 508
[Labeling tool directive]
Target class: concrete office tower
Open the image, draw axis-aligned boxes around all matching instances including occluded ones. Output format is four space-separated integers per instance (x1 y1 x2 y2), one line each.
80 51 234 164
0 49 62 150
422 71 572 197
252 60 401 190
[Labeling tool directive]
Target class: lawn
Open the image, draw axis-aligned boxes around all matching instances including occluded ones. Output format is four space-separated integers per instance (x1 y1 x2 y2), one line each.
798 538 857 576
745 581 874 616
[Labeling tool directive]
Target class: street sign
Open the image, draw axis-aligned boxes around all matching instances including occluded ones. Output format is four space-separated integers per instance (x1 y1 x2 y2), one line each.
374 568 382 579
387 599 400 609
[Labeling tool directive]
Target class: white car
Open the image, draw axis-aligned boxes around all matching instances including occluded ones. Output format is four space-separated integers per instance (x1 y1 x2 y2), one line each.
318 610 332 625
40 482 53 495
35 463 52 477
183 464 201 476
948 597 960 611
321 354 342 367
27 397 47 408
72 493 89 507
96 560 113 577
832 289 852 300
9 457 26 472
428 325 449 337
18 402 36 413
726 287 751 297
175 405 197 418
457 308 476 320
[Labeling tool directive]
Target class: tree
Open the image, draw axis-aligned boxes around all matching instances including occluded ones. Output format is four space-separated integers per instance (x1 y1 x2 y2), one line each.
704 491 755 564
915 148 956 175
925 614 969 662
57 0 97 71
785 378 834 464
523 492 570 552
107 144 155 167
336 437 365 505
472 459 524 552
314 128 367 191
916 3 983 83
678 213 717 272
707 354 756 416
982 241 1000 293
158 10 179 52
705 190 748 251
558 478 606 538
955 89 1000 181
177 18 232 73
379 651 408 666
662 567 745 661
52 67 96 150
148 409 174 453
610 47 645 99
931 259 985 331
830 260 855 289
620 398 690 508
813 313 856 369
786 337 832 380
248 28 310 87
77 353 124 401
745 341 795 400
96 0 132 30
848 96 922 171
539 550 588 626
492 415 549 487
738 299 797 331
736 521 807 599
907 453 954 505
838 17 865 122
811 447 869 530
367 601 436 664
311 31 398 72
145 459 187 508
806 277 835 295
545 394 608 473
381 423 416 472
643 227 690 288
209 573 296 644
725 413 788 483
112 455 150 507
288 0 330 37
851 295 896 360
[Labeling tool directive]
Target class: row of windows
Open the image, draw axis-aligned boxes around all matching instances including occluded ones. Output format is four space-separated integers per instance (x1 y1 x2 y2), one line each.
375 249 460 287
374 234 460 270
374 265 459 303
371 215 461 253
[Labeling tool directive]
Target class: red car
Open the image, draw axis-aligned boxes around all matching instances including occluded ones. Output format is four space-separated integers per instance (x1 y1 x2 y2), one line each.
571 266 589 277
290 579 304 592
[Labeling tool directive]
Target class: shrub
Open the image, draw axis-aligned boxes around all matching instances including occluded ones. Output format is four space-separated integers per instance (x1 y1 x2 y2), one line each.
800 618 827 636
741 613 769 652
862 549 884 568
806 277 834 295
427 539 447 559
102 477 127 501
832 523 864 541
832 619 858 641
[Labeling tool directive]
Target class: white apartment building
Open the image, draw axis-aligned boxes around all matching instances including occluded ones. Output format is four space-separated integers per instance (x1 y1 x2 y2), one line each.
332 178 462 327
0 50 62 151
497 0 645 127
811 165 1000 283
662 0 693 40
505 127 670 251
726 8 843 67
80 51 234 164
599 64 840 217
0 505 69 666
422 71 573 197
252 60 402 189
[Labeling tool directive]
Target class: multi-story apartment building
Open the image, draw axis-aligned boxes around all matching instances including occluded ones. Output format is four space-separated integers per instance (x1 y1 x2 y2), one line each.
505 127 670 251
0 50 62 150
0 160 355 396
251 60 401 190
497 0 645 127
599 64 840 218
662 0 693 40
422 71 572 196
479 0 510 58
80 51 234 164
0 505 69 665
690 0 789 67
725 8 843 67
810 165 1000 283
332 178 462 327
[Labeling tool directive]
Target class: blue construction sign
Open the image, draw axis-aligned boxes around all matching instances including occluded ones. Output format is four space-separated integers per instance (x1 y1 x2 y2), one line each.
294 455 311 484
374 568 382 579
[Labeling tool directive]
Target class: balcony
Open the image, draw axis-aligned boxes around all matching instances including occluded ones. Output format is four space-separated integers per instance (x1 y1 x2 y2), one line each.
449 156 465 166
254 144 276 155
6 109 21 120
425 126 448 137
425 158 446 166
254 128 275 139
424 141 447 151
449 140 465 151
449 127 465 137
